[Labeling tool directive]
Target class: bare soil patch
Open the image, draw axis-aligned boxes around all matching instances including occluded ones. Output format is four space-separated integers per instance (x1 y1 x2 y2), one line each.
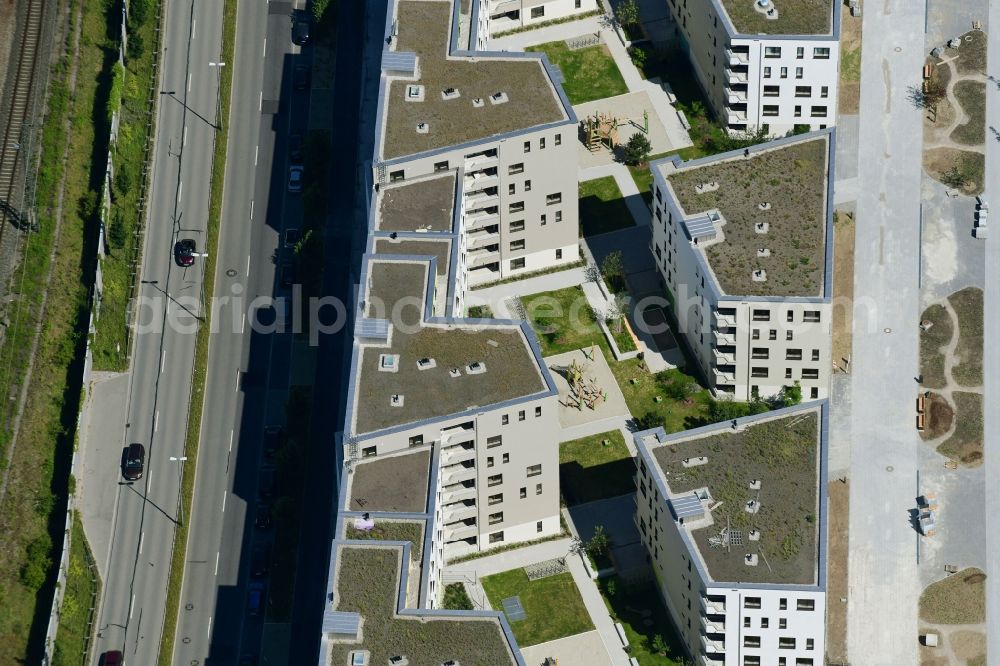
832 211 855 368
948 287 983 387
950 630 986 661
920 392 953 441
919 303 953 389
923 147 985 195
919 568 986 624
838 5 862 115
825 480 849 664
938 392 983 466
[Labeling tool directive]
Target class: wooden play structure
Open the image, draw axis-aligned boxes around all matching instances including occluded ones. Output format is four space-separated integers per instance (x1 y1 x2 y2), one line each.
583 110 650 153
566 356 607 411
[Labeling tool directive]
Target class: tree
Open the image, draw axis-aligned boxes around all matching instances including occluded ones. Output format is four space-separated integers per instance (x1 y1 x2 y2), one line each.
628 45 647 69
907 82 945 111
601 250 624 290
650 633 669 655
587 524 611 558
777 381 802 407
615 0 640 27
633 411 663 431
623 131 652 166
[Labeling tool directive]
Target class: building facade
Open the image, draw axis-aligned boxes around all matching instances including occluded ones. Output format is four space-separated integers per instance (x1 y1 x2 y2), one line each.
667 0 840 135
477 0 601 36
648 131 834 401
633 403 830 666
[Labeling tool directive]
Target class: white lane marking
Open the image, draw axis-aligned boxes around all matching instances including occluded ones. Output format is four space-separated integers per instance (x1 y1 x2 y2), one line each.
236 369 241 391
160 349 166 371
177 181 183 203
139 532 144 554
187 72 192 93
130 594 136 619
207 615 213 638
183 125 188 147
154 411 159 433
254 145 259 166
229 429 234 453
241 312 246 334
148 476 152 494
222 490 227 513
263 37 267 58
214 551 220 575
249 199 254 220
246 255 251 275
192 18 196 40
258 90 263 111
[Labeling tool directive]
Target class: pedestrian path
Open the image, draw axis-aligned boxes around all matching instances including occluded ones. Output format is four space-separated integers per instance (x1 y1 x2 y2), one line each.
467 267 587 318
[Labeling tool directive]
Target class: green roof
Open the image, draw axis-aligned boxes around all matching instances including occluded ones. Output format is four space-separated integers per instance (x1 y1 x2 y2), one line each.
718 0 834 35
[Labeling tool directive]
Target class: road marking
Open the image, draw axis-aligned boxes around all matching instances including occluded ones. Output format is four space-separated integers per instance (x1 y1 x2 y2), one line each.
254 145 259 166
236 369 241 391
249 199 254 220
214 551 220 575
183 125 188 147
246 255 251 275
207 615 213 638
177 181 183 203
259 90 263 111
154 411 159 433
241 312 246 333
160 349 166 371
222 490 227 513
229 429 234 452
130 594 135 619
192 18 196 40
187 72 192 93
139 532 144 554
263 37 267 58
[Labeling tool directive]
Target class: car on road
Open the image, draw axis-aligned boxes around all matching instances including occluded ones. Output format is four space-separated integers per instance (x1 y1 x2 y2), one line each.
174 238 196 267
121 443 145 481
292 64 310 91
263 425 284 459
99 651 124 666
287 165 303 193
254 502 272 530
251 547 270 578
284 228 301 248
292 18 310 45
247 582 266 616
288 133 303 163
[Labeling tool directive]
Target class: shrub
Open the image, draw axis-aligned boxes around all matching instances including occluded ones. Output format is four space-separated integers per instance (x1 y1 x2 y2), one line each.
466 305 494 319
615 0 640 27
442 583 474 610
129 0 155 27
634 411 664 431
586 525 611 559
623 132 652 166
107 61 124 127
600 251 626 294
628 46 647 69
126 30 145 60
21 534 53 591
108 211 127 250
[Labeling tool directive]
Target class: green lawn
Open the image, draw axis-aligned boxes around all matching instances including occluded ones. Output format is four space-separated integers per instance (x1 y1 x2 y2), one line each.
949 287 983 386
598 575 687 665
481 569 594 646
560 430 634 505
919 303 952 389
526 41 628 105
579 176 636 237
609 318 638 352
951 80 986 146
521 286 604 356
51 515 100 666
920 568 986 624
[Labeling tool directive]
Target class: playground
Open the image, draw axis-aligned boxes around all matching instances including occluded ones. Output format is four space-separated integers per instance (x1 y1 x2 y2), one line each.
545 348 630 428
574 90 683 168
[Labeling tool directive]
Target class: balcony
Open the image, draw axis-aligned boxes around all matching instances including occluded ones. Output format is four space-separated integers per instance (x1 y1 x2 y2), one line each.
726 68 748 84
699 634 725 654
444 502 477 523
727 109 748 124
445 521 478 542
700 656 725 666
468 246 500 268
465 152 498 171
442 464 477 485
726 48 748 65
725 87 748 104
465 209 500 230
713 310 736 328
713 347 735 365
700 596 726 615
442 485 477 504
464 171 498 191
700 615 725 634
444 539 477 561
441 445 476 467
713 370 736 386
467 227 500 249
465 191 500 210
713 329 736 346
490 0 520 14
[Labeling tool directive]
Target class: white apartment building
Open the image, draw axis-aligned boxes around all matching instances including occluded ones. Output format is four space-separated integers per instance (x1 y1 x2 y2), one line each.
633 402 830 666
376 0 580 294
475 0 601 36
666 0 840 135
648 130 834 401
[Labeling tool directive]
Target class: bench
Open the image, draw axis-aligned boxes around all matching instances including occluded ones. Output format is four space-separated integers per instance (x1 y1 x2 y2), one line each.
916 413 926 431
923 63 933 79
916 394 926 414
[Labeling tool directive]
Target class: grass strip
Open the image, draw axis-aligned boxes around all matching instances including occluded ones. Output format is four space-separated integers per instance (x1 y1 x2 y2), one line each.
480 569 594 647
51 513 101 666
156 0 237 662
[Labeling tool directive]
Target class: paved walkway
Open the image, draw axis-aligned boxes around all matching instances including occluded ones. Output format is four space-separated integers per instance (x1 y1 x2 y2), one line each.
443 537 630 666
545 349 631 429
467 267 587 318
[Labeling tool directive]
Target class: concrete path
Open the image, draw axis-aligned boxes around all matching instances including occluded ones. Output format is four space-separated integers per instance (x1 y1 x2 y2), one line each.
520 630 612 666
467 267 587 318
545 349 631 429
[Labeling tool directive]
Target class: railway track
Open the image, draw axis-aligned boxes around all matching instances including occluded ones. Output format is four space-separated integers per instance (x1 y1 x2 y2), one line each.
0 0 46 236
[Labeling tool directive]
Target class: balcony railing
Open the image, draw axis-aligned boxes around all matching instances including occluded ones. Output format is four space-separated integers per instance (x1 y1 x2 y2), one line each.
445 522 478 542
700 634 725 654
464 171 498 191
441 445 476 467
713 347 735 366
465 191 500 210
700 596 727 615
443 465 477 485
468 246 500 268
713 311 736 328
467 228 500 249
726 68 748 84
464 152 498 171
700 614 725 634
713 329 736 346
726 48 748 65
727 109 748 124
442 485 477 505
443 503 477 524
725 87 748 104
465 210 499 230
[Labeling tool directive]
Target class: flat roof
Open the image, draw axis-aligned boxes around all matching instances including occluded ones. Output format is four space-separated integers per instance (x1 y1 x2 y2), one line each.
646 408 822 585
660 135 830 297
347 449 431 513
381 0 567 160
718 0 834 36
353 259 549 435
326 546 517 666
376 174 456 232
373 237 452 277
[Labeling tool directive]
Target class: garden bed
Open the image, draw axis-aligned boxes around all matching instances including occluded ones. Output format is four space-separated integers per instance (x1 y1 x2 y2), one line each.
948 287 983 386
919 303 953 389
919 392 953 441
919 568 986 624
923 147 985 195
597 574 687 665
481 569 594 646
950 80 986 146
525 41 628 105
937 392 983 466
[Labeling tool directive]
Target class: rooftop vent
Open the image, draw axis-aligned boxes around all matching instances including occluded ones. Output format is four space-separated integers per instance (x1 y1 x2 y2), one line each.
745 499 761 514
744 553 759 566
681 456 709 468
442 661 461 666
489 91 509 105
350 651 370 666
695 181 720 194
379 353 400 372
756 248 770 258
487 338 499 347
390 394 405 407
758 202 772 210
755 222 769 234
472 97 485 108
416 122 429 134
749 529 761 541
752 269 767 282
441 87 460 100
417 357 437 370
466 361 487 375
389 657 410 666
449 367 462 378
405 84 425 102
749 479 762 490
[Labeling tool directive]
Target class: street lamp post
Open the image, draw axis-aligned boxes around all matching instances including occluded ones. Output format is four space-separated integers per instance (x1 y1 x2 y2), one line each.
208 62 226 131
170 456 188 525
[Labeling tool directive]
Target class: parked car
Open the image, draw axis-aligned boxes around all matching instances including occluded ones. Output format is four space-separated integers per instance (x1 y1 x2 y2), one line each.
284 228 301 248
292 19 310 45
122 443 145 481
174 238 196 267
254 502 272 530
100 651 124 666
292 64 310 91
287 165 303 193
288 133 303 163
247 582 266 616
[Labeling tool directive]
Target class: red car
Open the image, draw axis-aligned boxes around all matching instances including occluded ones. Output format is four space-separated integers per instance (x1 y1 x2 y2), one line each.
174 239 196 267
100 650 123 666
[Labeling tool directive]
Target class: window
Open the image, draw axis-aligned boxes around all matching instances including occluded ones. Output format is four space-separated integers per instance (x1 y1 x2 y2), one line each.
510 258 525 270
509 163 524 175
821 85 829 98
779 637 796 649
763 85 780 97
509 220 525 233
811 105 828 117
796 46 804 59
524 179 531 192
518 410 526 421
555 210 562 222
488 493 503 505
796 659 815 666
786 310 795 322
810 386 818 399
537 520 544 532
743 658 761 666
752 347 769 359
540 214 547 226
523 141 531 153
540 137 546 149
785 368 792 379
389 169 405 182
763 104 779 116
434 160 449 172
813 47 831 59
535 483 543 495
744 597 762 609
546 193 562 205
780 66 788 78
751 367 768 378
811 349 820 361
362 446 376 457
779 597 788 610
487 456 495 468
786 349 803 361
487 435 502 448
797 598 816 611
764 46 781 58
502 452 509 464
795 66 803 79
508 183 515 195
806 638 815 650
795 85 812 97
555 133 562 145
489 531 504 544
530 5 544 18
510 239 525 251
752 329 760 340
752 309 770 322
786 330 794 341
409 434 423 447
763 66 772 78
779 617 787 629
769 329 778 340
761 617 769 628
526 464 542 477
804 310 821 322
556 249 562 260
793 105 801 117
535 406 541 417
744 636 762 648
487 474 503 487
743 617 751 628
488 511 503 525
520 487 527 499
501 414 509 425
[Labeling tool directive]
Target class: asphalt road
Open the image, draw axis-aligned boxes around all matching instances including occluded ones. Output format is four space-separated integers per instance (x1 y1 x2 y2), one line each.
92 0 223 664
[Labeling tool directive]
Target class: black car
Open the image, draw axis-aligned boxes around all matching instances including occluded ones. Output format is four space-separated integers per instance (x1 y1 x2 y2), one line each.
247 581 266 616
254 503 272 530
263 425 284 459
122 443 145 481
288 133 303 163
292 19 310 45
292 64 310 91
251 547 270 579
174 239 196 267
